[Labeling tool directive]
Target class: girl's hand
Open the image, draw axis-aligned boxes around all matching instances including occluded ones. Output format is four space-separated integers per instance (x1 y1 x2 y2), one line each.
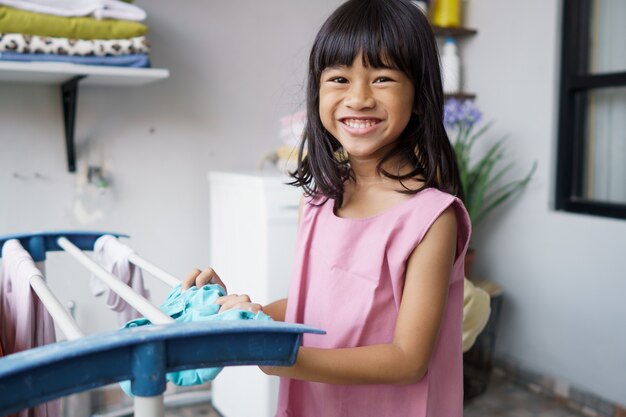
259 365 280 376
215 294 263 314
182 267 227 292
182 268 263 313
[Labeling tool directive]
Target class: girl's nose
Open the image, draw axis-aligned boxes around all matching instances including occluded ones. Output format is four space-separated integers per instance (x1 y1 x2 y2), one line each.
344 84 375 109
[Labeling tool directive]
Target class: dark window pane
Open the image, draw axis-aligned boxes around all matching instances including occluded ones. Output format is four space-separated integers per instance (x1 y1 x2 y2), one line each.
582 86 626 203
589 0 626 74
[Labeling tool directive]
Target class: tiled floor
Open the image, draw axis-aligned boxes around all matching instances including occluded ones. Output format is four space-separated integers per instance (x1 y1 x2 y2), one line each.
165 404 219 417
464 369 584 417
161 369 585 417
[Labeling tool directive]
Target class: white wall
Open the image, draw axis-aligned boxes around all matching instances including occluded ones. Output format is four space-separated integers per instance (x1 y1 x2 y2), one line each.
463 0 626 406
0 0 341 332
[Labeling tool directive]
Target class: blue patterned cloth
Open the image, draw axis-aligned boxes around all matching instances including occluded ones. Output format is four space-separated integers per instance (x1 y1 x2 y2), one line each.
0 52 151 67
120 284 271 395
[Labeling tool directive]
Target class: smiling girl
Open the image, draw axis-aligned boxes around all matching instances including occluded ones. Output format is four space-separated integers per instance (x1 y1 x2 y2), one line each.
185 1 471 415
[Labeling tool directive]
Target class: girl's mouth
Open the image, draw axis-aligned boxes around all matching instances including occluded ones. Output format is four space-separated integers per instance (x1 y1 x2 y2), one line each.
339 118 383 135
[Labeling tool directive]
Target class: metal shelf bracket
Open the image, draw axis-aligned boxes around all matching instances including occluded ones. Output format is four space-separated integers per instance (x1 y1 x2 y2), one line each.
61 75 86 173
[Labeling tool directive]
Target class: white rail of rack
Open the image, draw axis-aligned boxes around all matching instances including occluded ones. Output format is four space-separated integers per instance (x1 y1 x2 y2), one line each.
29 273 85 341
128 253 180 288
57 237 173 325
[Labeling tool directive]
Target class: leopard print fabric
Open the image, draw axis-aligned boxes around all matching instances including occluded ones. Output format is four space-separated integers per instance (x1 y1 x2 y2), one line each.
0 33 149 56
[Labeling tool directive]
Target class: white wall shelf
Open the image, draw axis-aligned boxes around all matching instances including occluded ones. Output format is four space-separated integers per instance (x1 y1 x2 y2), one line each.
0 61 170 172
0 61 169 86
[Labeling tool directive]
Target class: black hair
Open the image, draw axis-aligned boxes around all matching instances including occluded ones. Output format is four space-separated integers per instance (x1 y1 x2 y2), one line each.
289 0 463 205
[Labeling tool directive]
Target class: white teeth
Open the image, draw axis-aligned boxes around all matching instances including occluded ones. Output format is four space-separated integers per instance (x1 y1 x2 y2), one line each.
344 119 378 129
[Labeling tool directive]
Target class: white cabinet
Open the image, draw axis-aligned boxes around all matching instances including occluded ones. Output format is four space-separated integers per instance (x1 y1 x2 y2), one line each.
208 171 301 417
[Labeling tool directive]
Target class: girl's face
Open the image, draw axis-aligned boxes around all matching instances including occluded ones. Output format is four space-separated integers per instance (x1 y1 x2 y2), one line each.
319 54 415 162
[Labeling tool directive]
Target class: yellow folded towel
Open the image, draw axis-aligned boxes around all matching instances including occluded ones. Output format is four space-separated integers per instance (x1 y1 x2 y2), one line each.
0 5 148 40
462 277 491 352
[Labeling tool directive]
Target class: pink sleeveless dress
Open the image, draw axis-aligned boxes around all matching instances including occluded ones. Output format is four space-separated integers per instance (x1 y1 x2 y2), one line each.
276 187 471 417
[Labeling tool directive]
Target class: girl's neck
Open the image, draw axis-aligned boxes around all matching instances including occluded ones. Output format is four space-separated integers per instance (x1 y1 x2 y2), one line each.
348 155 417 189
338 157 425 218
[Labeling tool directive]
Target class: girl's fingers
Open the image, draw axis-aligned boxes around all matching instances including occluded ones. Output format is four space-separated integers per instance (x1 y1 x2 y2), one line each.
215 294 250 305
182 267 227 292
206 272 227 291
246 303 263 313
181 288 261 312
215 295 262 313
217 295 251 311
195 267 218 287
182 268 201 290
220 302 263 313
200 268 226 292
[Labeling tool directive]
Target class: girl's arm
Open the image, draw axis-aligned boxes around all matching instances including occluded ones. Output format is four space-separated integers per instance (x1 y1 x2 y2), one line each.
262 298 287 321
262 206 458 385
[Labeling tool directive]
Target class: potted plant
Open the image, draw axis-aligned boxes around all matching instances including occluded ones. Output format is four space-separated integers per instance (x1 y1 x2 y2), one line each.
444 99 537 277
444 99 536 402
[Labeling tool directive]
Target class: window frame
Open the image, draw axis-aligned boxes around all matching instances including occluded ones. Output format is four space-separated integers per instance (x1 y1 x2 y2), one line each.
556 0 626 219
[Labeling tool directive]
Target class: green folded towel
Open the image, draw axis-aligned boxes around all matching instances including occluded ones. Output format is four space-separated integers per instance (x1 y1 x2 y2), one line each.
0 5 148 40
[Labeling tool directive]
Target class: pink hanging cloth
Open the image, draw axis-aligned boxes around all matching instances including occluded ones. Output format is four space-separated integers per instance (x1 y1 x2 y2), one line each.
0 239 61 417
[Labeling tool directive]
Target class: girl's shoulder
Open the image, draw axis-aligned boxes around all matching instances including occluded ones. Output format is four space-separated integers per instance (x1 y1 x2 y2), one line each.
415 188 472 250
301 187 464 223
302 193 331 212
390 186 462 212
304 193 328 205
416 187 462 206
413 187 468 221
392 187 470 244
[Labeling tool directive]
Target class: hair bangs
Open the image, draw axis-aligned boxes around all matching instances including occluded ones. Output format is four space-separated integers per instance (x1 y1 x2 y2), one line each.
311 1 413 77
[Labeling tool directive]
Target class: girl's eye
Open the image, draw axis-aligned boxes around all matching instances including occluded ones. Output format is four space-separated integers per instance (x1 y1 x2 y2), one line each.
329 77 348 84
374 76 393 83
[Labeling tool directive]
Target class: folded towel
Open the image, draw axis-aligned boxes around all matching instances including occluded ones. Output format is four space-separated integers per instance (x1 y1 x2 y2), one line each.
0 51 151 67
0 33 150 56
97 0 146 21
0 0 146 21
0 5 148 39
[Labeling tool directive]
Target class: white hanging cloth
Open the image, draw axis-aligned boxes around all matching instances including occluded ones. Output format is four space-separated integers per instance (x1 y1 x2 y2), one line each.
90 235 150 326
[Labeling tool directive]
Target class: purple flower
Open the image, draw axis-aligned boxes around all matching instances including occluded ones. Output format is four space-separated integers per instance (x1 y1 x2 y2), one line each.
444 98 482 129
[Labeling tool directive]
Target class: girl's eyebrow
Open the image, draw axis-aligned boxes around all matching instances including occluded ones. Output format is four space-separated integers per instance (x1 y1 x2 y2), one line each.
323 65 349 71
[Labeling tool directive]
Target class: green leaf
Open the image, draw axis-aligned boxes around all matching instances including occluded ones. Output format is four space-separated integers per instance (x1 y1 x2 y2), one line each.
474 162 537 226
450 119 537 227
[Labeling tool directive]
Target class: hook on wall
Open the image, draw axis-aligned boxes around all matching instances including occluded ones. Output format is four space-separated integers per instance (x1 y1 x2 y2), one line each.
87 166 109 189
12 172 49 180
